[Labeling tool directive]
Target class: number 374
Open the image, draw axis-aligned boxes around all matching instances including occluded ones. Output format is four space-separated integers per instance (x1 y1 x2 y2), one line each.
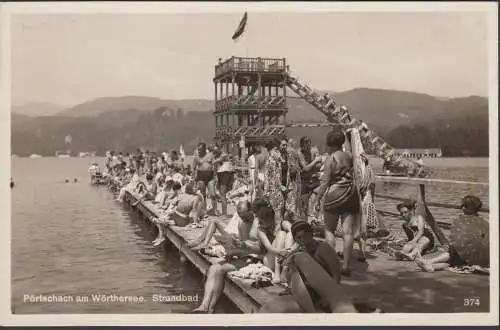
464 298 480 307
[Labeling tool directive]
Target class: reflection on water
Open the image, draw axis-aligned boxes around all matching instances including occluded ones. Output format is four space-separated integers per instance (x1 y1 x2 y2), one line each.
11 157 239 314
11 157 489 313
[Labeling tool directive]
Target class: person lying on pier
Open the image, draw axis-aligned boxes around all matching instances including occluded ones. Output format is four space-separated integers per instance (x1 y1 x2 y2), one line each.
415 195 488 272
394 200 435 261
258 221 382 313
187 200 258 251
259 220 382 313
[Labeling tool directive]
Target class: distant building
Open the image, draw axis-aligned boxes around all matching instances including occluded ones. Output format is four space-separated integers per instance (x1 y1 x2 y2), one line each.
392 148 443 158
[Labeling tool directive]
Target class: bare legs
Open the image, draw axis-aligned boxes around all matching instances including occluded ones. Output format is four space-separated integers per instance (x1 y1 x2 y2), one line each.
263 229 294 283
398 236 431 261
324 211 359 274
415 252 450 272
193 263 236 313
290 252 357 313
187 219 229 250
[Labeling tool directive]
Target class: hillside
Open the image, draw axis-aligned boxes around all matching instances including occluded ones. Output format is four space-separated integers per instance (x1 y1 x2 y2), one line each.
11 88 489 157
45 88 488 134
11 102 65 117
56 96 213 117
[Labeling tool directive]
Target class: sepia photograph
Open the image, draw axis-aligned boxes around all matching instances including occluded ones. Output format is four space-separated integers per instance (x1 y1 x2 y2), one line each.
1 1 498 327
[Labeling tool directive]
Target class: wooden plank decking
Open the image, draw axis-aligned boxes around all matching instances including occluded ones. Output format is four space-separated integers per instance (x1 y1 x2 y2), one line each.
120 190 490 314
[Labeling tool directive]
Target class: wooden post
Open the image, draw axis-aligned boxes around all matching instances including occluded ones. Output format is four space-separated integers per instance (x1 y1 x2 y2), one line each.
257 73 262 127
418 184 449 245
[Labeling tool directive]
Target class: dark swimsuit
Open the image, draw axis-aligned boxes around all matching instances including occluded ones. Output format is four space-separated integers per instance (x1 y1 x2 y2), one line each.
402 223 435 254
197 170 214 185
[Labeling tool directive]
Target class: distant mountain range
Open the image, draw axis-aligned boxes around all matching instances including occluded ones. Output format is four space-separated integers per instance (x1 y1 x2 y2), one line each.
11 88 489 157
12 102 65 117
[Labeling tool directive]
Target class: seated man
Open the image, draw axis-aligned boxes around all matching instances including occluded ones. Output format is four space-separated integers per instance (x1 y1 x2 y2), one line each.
259 221 381 313
192 201 262 313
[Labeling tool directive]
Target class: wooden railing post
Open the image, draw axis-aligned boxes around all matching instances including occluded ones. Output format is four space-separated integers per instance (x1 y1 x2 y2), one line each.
418 184 449 245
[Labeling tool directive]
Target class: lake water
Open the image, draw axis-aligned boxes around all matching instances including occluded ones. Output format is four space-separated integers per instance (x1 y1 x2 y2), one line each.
11 157 489 314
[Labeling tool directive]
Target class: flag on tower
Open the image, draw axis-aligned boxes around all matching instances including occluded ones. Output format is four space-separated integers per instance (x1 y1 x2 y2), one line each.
232 12 248 41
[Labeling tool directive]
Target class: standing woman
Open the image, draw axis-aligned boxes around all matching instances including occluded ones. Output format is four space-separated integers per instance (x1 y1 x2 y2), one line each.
314 128 360 276
286 139 302 217
263 137 286 235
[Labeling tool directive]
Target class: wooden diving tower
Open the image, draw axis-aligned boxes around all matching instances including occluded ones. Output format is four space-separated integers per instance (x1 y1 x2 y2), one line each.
213 56 424 173
213 56 288 154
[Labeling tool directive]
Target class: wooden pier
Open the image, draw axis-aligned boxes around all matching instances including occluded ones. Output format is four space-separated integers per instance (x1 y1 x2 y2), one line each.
115 175 490 314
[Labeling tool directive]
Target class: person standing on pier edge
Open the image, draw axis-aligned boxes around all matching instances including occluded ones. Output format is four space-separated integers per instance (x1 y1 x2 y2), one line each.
313 128 360 276
212 145 234 218
193 142 215 213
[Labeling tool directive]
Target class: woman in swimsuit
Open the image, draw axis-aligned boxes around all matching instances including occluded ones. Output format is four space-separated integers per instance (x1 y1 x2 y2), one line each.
313 128 361 276
395 200 435 261
253 198 296 283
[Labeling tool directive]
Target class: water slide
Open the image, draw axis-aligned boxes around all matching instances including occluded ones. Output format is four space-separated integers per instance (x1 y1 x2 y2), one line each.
285 73 424 174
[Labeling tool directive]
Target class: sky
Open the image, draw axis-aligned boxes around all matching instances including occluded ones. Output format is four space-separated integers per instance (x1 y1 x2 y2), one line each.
10 9 490 107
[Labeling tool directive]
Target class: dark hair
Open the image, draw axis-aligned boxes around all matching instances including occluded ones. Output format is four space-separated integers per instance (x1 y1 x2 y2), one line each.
184 182 196 194
172 182 182 191
291 220 313 238
461 195 482 214
146 173 154 181
265 137 281 151
396 200 417 212
300 136 311 148
326 128 346 149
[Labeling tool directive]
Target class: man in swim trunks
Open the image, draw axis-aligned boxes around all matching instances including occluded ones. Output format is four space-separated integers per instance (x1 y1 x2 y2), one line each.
193 200 261 313
298 136 323 220
192 142 215 211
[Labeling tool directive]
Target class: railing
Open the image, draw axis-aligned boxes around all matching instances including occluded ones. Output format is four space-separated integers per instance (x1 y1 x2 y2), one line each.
215 57 287 77
373 175 489 245
215 95 286 112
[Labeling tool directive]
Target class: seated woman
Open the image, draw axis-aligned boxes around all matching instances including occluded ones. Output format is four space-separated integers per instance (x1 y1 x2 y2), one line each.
187 200 258 250
116 168 139 201
253 199 296 284
394 200 435 261
415 195 488 272
192 199 288 314
259 220 381 313
152 181 183 246
133 172 158 203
